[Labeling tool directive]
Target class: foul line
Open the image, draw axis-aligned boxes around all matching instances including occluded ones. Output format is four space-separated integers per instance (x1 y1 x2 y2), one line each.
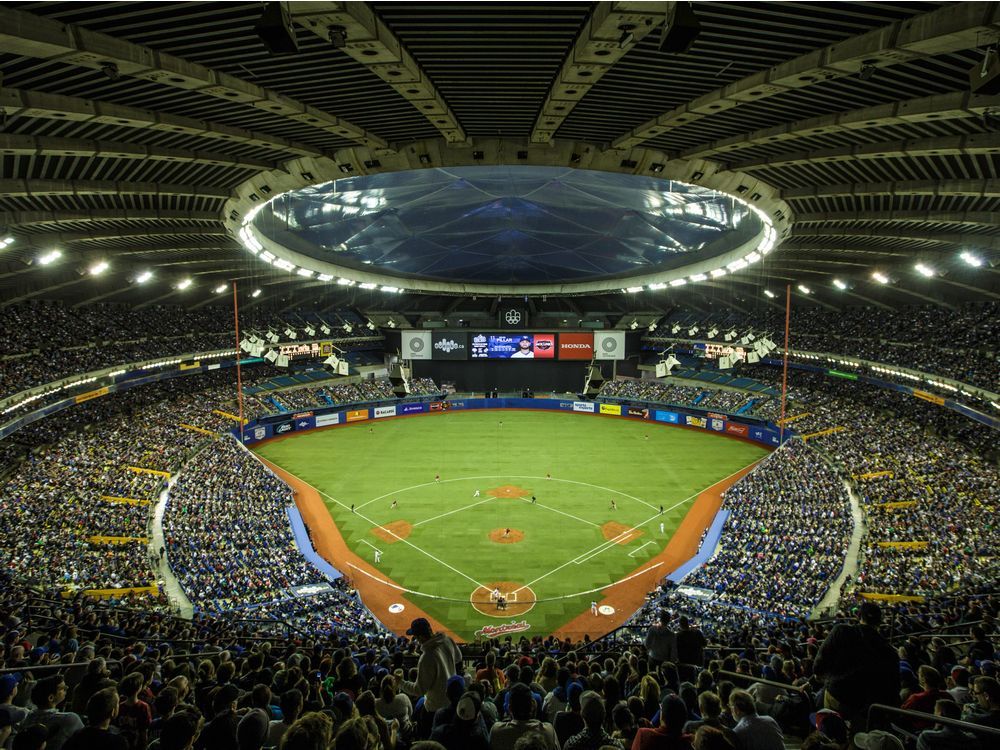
628 540 656 557
360 540 380 551
318 487 487 589
511 457 763 596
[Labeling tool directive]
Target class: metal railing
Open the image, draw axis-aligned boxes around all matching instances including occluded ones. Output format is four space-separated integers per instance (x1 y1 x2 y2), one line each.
867 703 1000 742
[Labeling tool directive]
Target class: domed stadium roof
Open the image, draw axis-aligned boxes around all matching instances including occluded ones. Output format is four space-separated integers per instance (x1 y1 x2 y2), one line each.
250 166 767 290
0 1 997 309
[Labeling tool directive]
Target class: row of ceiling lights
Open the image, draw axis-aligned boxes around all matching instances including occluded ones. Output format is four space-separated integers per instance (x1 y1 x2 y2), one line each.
762 250 988 298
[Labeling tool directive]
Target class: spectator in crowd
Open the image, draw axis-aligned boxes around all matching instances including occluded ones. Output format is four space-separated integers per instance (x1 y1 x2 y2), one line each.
562 691 621 750
64 687 127 750
632 694 692 750
645 611 678 668
23 676 84 750
490 683 558 750
677 617 709 673
916 699 981 750
814 602 899 730
964 677 1000 728
727 690 782 750
400 619 461 737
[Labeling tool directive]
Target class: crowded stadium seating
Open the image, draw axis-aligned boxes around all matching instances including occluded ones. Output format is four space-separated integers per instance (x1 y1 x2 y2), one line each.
0 301 383 419
652 300 1000 396
1 318 997 750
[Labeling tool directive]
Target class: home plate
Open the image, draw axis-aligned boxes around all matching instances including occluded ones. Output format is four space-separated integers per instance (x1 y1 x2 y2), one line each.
598 605 615 615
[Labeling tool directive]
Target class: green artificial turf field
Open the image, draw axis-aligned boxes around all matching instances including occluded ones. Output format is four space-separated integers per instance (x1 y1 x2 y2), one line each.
254 409 767 640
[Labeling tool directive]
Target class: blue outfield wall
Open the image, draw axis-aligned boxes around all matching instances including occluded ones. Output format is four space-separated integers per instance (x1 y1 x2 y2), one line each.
285 506 342 581
667 510 730 584
236 396 786 448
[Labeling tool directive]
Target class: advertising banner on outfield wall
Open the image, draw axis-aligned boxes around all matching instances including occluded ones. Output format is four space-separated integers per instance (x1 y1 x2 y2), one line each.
295 416 315 430
685 415 706 428
274 421 296 435
573 401 596 412
655 410 680 423
599 403 621 415
627 407 649 418
374 405 397 418
346 409 368 422
402 330 432 360
725 423 748 436
245 425 269 443
401 403 426 414
315 413 342 427
710 418 724 431
593 330 625 360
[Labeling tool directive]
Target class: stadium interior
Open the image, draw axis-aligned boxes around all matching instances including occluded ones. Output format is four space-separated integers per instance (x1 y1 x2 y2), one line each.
0 2 998 750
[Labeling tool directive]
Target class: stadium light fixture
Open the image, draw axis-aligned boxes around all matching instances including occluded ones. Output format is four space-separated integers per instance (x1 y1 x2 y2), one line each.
251 288 262 298
359 282 377 289
915 262 935 277
625 286 643 293
709 268 727 277
727 259 748 271
647 282 666 290
833 279 847 290
689 273 707 282
0 236 14 248
136 270 153 283
797 285 811 294
381 285 399 293
960 250 983 267
38 249 62 265
214 284 228 294
763 290 776 298
336 277 355 286
296 268 314 278
88 260 109 276
317 274 333 282
872 271 890 284
176 278 192 290
669 278 686 287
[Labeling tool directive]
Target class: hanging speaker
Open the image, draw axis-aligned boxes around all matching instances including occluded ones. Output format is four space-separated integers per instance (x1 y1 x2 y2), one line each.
659 3 701 54
255 2 299 55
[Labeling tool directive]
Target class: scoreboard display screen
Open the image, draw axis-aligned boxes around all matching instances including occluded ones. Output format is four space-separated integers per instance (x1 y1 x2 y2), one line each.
470 333 556 359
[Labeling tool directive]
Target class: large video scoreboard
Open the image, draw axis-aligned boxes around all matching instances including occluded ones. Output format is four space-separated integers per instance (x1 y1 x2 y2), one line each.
402 330 625 360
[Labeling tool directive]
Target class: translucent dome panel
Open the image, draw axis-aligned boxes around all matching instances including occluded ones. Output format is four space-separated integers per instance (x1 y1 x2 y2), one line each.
252 166 761 285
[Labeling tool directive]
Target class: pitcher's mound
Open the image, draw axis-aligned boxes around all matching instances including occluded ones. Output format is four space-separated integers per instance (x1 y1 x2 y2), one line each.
601 521 643 545
471 581 536 617
371 520 412 544
489 528 524 544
